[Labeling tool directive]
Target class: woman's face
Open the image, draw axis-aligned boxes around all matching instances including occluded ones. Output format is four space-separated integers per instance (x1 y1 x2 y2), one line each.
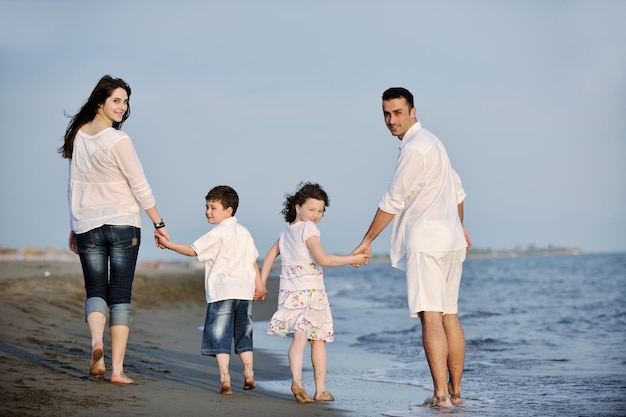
98 87 128 125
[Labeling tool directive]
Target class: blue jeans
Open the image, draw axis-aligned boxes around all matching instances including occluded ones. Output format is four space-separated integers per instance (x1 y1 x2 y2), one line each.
201 299 253 356
76 225 140 326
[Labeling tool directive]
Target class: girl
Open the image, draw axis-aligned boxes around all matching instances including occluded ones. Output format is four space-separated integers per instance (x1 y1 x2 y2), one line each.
260 182 369 402
59 75 169 384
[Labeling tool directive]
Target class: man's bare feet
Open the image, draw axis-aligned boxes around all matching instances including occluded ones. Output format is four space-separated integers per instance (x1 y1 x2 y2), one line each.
110 372 135 384
218 382 233 395
449 391 462 405
291 383 314 403
89 345 105 378
448 383 462 405
314 390 335 401
243 379 256 390
421 395 452 408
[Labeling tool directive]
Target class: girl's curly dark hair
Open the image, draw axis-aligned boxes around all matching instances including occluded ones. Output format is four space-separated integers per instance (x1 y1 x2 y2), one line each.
281 182 329 223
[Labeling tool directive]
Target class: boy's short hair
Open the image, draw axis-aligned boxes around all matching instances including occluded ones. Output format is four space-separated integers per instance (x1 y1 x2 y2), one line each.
206 185 239 215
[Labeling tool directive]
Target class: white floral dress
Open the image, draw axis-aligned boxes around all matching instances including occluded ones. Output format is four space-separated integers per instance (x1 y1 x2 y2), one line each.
267 221 334 342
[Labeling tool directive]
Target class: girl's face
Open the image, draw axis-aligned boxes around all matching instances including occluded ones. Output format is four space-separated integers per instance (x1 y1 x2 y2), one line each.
295 198 325 224
205 200 232 225
98 87 128 125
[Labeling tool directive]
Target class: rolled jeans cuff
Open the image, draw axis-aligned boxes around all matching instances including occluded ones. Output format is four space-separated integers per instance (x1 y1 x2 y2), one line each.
84 297 132 327
85 296 107 322
110 303 132 327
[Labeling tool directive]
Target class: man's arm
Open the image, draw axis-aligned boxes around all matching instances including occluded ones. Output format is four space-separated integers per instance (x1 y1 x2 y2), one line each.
351 208 394 264
458 202 472 250
361 208 395 246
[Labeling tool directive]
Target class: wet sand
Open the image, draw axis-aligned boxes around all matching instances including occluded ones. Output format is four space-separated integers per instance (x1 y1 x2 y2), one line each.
0 260 348 417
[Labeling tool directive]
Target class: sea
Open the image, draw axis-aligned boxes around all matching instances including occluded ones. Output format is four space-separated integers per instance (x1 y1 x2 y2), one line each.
253 252 626 417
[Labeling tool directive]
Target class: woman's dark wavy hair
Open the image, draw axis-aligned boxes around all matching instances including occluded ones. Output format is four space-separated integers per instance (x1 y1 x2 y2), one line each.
281 182 330 223
58 75 131 158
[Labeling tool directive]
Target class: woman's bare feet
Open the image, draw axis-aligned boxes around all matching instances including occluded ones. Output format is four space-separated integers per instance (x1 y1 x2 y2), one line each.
89 345 105 378
110 372 135 384
218 381 233 395
291 382 314 403
314 390 335 401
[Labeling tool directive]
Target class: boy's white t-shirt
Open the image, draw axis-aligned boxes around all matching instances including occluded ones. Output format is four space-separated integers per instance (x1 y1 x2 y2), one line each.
191 216 259 303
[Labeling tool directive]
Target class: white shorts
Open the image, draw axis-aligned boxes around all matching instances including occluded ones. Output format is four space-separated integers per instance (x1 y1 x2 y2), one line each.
405 248 466 317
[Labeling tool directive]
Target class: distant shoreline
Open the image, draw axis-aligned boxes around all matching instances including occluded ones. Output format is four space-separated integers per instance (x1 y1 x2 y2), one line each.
1 245 587 264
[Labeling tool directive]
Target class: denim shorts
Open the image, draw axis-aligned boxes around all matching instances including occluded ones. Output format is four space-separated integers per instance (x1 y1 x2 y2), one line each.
76 225 140 306
201 299 253 356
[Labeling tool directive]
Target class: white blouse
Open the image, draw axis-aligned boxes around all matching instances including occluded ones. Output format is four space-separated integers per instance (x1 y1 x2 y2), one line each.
68 127 155 233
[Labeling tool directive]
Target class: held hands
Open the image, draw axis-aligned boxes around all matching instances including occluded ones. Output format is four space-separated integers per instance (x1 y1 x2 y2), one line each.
253 286 268 301
352 252 370 266
350 242 371 268
154 231 170 249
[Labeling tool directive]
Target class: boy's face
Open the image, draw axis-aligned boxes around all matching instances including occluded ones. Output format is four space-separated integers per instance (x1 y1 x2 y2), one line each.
205 200 232 225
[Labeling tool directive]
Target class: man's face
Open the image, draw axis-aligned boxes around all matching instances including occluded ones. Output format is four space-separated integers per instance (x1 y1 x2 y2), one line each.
382 97 416 140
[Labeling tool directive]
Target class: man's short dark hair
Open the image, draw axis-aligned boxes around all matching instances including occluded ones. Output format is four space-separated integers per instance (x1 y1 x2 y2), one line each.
382 87 414 108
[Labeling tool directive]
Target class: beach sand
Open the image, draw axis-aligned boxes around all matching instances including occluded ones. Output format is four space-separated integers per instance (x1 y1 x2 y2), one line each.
0 260 349 417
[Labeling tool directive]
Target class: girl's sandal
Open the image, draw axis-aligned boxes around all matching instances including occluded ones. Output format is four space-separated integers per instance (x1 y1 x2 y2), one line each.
291 384 314 403
314 390 335 401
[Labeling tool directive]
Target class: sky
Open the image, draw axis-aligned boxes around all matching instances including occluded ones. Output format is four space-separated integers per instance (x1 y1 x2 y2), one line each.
1 0 625 261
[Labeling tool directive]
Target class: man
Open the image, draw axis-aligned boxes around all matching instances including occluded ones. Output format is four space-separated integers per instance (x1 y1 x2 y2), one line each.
352 87 471 408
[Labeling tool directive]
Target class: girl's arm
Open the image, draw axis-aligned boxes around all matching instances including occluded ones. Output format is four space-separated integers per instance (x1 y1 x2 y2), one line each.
260 240 280 287
306 235 369 267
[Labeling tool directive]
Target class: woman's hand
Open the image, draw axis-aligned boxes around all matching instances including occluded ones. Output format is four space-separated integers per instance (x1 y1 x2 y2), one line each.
154 227 170 248
68 231 78 254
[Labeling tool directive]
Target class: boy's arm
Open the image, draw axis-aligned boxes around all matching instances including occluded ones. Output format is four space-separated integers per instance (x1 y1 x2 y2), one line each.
260 240 280 287
253 261 267 301
156 235 197 257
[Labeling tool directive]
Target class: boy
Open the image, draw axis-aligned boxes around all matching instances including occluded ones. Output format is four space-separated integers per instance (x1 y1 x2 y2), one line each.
156 185 266 394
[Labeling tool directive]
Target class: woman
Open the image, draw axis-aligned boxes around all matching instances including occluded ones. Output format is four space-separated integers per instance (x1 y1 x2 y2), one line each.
58 75 169 384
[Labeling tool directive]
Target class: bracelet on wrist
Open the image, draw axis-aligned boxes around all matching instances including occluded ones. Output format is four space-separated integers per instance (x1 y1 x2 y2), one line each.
154 220 166 229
